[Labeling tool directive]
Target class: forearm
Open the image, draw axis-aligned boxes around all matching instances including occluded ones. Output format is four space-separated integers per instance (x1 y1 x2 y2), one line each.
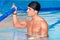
12 14 27 28
12 14 21 28
12 14 19 24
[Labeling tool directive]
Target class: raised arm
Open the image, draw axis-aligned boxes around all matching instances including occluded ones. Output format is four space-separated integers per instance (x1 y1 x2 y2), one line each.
12 5 27 28
13 14 27 28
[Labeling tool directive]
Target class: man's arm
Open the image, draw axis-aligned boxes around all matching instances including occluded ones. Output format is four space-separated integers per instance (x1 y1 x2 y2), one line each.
40 20 48 37
12 4 27 28
13 14 27 28
33 19 48 37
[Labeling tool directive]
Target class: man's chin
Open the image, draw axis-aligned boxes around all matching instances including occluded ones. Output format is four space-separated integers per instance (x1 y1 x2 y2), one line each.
28 15 31 17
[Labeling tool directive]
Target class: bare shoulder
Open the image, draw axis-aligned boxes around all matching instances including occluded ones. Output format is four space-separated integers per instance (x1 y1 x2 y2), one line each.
39 17 48 28
38 16 48 27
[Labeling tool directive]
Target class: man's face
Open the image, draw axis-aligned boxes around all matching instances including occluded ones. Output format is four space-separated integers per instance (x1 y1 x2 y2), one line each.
27 7 35 17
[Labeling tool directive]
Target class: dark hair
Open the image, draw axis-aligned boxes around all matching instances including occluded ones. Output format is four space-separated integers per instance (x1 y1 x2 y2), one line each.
28 1 41 12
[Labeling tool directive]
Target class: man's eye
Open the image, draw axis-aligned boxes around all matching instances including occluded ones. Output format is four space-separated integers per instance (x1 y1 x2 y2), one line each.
29 8 31 10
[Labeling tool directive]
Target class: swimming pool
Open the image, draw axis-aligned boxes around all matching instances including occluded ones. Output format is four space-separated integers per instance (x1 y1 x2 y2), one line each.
0 10 60 40
0 0 60 40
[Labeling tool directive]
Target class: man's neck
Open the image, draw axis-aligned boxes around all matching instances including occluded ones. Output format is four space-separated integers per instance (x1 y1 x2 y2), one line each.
32 15 38 20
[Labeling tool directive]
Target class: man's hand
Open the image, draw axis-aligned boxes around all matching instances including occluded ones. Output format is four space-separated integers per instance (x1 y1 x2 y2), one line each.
12 4 17 15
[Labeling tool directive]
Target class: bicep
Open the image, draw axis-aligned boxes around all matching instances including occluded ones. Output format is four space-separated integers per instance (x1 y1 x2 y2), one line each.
41 20 48 30
41 20 48 35
14 20 27 28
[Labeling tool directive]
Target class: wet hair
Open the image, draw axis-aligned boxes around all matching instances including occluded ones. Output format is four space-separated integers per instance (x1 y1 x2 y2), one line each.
28 1 41 12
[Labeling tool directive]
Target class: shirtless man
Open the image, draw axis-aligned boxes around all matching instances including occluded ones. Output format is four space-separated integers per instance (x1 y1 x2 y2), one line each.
12 1 48 38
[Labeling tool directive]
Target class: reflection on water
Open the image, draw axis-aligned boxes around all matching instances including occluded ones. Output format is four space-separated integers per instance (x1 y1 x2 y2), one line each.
28 37 48 40
14 30 48 40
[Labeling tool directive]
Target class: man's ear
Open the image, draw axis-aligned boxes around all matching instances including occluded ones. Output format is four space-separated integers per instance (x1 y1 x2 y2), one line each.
35 10 38 13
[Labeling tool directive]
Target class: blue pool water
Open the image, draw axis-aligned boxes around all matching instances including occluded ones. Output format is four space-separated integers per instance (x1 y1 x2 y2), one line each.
0 0 60 40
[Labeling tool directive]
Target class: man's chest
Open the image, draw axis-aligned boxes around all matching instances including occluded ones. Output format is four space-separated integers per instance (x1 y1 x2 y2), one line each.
27 20 38 28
